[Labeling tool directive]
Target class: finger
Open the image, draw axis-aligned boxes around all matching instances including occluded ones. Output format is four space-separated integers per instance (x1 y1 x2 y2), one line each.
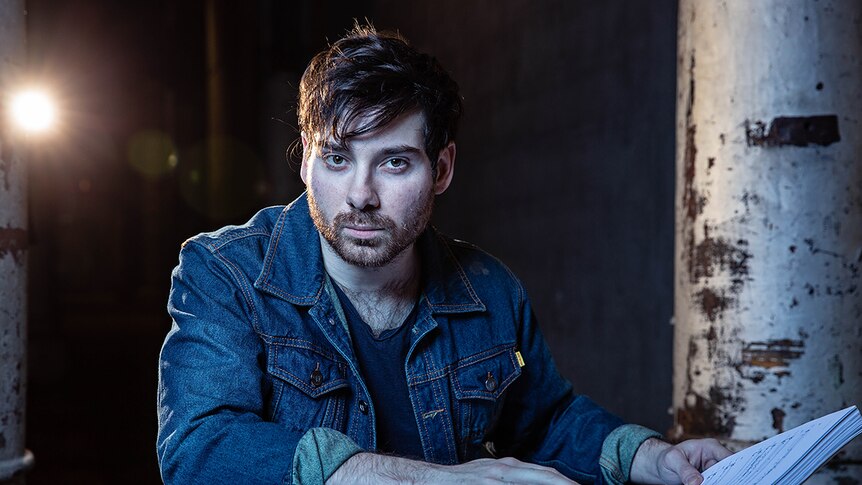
697 439 733 461
664 448 704 485
679 438 733 467
708 440 734 461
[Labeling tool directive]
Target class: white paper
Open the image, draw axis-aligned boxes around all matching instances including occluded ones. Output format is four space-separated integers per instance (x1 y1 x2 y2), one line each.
701 406 862 485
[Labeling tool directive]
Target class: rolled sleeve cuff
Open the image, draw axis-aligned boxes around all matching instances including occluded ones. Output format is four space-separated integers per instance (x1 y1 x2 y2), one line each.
291 428 363 485
599 424 662 485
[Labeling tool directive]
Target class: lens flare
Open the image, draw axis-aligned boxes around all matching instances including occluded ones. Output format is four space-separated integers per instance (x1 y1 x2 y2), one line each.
10 89 56 133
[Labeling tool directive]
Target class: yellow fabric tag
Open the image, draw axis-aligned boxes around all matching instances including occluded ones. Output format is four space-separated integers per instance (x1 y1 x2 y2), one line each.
515 351 525 368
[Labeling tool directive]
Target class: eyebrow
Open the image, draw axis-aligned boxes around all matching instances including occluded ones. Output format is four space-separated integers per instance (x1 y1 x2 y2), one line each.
379 145 424 157
318 141 424 157
319 140 350 153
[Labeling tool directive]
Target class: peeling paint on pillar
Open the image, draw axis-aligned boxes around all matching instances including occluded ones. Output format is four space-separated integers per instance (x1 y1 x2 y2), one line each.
0 0 34 481
745 115 841 148
673 1 862 482
0 228 27 263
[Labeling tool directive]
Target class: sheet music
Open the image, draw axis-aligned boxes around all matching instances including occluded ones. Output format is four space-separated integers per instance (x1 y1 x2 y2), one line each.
701 406 859 485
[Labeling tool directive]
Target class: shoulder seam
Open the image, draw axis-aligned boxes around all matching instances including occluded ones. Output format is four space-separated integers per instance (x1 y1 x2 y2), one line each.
187 229 272 253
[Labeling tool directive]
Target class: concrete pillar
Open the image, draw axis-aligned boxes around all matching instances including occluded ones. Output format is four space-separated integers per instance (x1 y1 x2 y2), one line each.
0 0 34 482
672 1 862 482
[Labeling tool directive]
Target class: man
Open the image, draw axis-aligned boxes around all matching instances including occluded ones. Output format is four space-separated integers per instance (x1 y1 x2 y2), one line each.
157 24 730 484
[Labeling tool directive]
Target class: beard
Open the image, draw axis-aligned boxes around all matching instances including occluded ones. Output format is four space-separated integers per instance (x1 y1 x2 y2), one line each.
308 190 434 268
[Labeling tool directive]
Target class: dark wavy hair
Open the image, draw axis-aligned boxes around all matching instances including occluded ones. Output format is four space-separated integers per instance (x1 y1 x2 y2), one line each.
298 23 462 168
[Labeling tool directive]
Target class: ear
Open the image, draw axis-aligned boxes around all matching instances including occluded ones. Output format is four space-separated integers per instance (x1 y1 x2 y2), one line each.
432 142 456 195
299 132 310 185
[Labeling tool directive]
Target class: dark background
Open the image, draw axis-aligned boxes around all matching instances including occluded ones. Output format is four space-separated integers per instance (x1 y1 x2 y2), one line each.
24 1 678 482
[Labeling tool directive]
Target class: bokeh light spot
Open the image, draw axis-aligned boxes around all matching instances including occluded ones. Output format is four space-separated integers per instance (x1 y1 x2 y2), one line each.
128 130 177 178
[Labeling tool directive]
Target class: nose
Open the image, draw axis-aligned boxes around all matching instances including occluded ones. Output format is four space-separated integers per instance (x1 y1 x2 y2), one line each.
346 169 379 211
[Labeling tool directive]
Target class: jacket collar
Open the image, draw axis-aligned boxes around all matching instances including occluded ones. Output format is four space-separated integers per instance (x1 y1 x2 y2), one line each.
254 192 485 314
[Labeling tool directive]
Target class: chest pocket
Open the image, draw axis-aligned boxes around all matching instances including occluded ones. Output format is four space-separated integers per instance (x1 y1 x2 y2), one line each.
451 345 522 456
264 337 350 432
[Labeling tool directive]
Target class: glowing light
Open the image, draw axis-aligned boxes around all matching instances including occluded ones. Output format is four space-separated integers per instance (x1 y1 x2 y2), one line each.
10 89 56 133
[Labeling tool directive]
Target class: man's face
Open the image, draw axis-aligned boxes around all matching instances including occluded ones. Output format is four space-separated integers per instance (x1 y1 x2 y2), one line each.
301 110 454 268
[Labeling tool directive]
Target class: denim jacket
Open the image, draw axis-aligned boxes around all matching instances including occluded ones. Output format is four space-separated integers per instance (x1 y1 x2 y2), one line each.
157 193 660 484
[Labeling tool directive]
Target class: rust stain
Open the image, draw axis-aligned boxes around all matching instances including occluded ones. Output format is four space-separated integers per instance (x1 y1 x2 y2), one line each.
681 51 703 276
692 230 751 284
686 52 695 119
771 408 786 433
687 223 751 322
0 227 28 260
675 387 736 439
682 124 705 222
696 288 733 323
684 337 698 395
677 335 739 440
745 115 840 147
742 339 804 368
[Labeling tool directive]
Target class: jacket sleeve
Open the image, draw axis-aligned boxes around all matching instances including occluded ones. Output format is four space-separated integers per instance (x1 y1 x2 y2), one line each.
491 284 661 484
156 241 360 484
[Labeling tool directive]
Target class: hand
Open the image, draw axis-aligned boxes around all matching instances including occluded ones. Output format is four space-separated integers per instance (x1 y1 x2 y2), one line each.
431 457 580 484
630 438 732 485
328 453 580 484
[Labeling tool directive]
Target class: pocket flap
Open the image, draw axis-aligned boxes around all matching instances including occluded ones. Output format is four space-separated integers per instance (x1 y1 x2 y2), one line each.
452 346 521 401
266 339 349 398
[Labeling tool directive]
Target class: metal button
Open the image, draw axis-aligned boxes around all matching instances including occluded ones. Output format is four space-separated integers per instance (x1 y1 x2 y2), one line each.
484 372 497 392
310 363 323 388
328 317 336 326
358 400 369 414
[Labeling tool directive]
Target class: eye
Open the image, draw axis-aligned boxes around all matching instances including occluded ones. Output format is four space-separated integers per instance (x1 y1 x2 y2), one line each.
324 154 346 167
384 158 408 170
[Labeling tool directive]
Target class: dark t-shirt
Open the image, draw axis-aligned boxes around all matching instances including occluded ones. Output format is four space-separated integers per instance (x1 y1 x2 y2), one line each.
332 283 424 460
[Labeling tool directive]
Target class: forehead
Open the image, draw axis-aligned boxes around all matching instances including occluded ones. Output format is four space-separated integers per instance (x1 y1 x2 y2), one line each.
315 110 427 152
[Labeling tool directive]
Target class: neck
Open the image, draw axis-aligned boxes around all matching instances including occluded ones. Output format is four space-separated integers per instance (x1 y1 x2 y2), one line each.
319 235 420 298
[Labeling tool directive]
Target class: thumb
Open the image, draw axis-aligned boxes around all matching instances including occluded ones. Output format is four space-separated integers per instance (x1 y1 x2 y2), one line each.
678 463 703 485
664 448 704 485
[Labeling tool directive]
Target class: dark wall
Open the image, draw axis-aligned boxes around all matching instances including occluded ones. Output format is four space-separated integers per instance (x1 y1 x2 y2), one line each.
369 1 679 430
23 1 677 482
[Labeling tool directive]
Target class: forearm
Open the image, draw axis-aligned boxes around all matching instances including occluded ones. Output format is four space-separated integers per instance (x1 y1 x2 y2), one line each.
326 453 435 485
327 454 578 485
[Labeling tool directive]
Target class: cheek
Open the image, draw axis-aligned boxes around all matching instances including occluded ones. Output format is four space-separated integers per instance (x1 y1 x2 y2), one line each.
308 187 336 226
395 187 433 222
309 176 342 209
389 186 425 211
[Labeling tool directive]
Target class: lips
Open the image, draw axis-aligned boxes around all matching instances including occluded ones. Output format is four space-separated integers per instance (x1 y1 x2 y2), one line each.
345 225 383 231
342 225 385 239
